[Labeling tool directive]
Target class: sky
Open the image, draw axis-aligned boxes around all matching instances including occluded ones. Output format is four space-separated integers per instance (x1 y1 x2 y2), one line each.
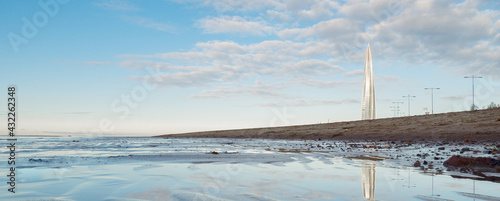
1 0 500 137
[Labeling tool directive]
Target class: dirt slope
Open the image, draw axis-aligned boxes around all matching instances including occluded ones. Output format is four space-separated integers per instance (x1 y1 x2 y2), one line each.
156 108 500 142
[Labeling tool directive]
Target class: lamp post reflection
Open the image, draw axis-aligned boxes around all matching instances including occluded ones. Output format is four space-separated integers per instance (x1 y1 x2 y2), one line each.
403 168 416 188
361 162 376 200
431 172 440 197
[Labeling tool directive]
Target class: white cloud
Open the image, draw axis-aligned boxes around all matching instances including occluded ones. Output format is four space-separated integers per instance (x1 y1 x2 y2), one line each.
354 0 500 77
266 10 293 22
173 0 279 12
272 0 340 21
495 20 500 32
278 18 366 42
266 0 500 78
190 81 294 99
190 78 358 99
114 0 500 100
286 60 344 76
196 16 274 36
339 0 407 23
116 39 358 101
132 68 239 87
294 0 340 21
174 0 340 21
123 40 347 80
117 60 194 71
122 16 176 33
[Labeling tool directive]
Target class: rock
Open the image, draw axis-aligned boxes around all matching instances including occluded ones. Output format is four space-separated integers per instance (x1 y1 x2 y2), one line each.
423 161 428 165
443 155 500 168
413 161 421 167
459 167 473 173
438 147 445 151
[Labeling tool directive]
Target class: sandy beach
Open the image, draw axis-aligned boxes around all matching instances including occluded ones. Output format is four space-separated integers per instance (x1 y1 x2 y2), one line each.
157 108 500 142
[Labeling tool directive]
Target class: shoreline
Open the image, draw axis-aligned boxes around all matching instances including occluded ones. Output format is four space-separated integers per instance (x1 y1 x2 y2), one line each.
156 108 500 142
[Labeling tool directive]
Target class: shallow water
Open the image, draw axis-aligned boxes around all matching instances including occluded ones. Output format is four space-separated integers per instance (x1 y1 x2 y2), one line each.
1 137 499 200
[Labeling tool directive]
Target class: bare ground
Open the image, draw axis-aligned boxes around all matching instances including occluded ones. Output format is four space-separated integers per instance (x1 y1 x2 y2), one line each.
156 108 500 142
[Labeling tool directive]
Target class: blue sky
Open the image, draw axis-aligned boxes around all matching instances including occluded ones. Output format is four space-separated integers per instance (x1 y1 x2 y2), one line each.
1 0 500 136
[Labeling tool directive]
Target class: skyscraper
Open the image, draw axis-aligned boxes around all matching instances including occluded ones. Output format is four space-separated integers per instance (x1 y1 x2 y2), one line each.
361 44 376 120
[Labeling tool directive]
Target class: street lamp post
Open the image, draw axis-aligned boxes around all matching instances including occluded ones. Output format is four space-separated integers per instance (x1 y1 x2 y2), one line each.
424 88 440 114
392 102 404 117
464 75 482 110
402 94 416 116
390 106 397 117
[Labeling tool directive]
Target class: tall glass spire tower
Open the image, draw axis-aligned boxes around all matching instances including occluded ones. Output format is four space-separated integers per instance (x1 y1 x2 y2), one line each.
361 44 376 120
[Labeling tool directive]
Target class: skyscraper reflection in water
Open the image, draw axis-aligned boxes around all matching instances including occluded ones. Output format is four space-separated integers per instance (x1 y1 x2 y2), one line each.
362 162 376 200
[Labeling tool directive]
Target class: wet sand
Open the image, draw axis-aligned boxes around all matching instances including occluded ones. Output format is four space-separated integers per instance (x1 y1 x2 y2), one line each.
157 108 500 142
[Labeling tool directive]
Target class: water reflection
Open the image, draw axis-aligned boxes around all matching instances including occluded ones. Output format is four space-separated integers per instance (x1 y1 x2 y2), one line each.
361 162 376 200
5 137 500 200
403 168 416 188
